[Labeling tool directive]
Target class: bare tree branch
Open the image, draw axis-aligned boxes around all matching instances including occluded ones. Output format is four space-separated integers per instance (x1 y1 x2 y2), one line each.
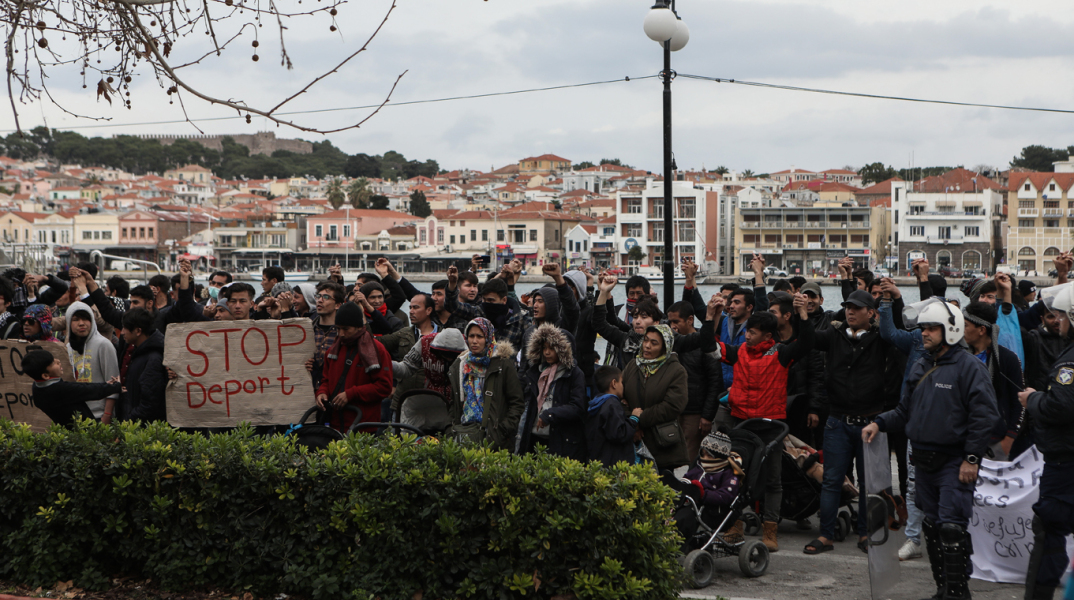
3 0 401 135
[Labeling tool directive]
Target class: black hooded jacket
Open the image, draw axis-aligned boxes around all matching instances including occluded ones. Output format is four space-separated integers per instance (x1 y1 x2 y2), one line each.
117 330 168 423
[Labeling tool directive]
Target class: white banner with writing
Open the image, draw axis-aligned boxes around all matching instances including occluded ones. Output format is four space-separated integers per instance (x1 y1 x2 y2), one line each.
970 446 1073 583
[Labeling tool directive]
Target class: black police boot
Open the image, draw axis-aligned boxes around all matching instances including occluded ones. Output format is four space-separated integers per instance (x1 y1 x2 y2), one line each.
940 523 971 600
918 518 945 600
1024 515 1057 600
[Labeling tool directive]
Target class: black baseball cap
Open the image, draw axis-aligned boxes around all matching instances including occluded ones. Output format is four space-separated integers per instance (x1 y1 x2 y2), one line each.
842 290 876 309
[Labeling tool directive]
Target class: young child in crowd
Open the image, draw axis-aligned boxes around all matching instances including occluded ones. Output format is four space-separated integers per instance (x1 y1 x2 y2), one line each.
585 365 643 467
666 431 743 552
23 348 123 428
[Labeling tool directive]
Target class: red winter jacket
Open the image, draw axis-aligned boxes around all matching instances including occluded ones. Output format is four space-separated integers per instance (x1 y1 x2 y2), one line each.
716 318 814 421
315 337 394 431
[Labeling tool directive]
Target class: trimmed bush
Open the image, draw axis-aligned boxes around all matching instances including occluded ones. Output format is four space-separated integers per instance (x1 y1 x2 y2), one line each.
0 419 682 599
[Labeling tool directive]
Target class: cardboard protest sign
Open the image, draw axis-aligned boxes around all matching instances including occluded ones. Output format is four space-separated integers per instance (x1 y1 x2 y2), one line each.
163 319 315 427
970 446 1074 583
0 340 74 432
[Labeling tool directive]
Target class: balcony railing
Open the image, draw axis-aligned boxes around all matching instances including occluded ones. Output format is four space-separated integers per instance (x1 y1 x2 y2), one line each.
1019 208 1040 217
1044 209 1064 217
926 234 965 244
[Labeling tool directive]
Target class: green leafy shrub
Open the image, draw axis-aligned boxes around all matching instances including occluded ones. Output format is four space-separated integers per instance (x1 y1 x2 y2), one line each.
0 419 681 600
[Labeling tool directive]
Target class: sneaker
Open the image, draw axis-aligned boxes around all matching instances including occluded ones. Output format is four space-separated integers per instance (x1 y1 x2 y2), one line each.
898 538 922 561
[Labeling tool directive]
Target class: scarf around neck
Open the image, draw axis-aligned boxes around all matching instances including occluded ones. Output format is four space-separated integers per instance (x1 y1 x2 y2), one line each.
635 324 675 378
461 318 497 424
327 328 381 373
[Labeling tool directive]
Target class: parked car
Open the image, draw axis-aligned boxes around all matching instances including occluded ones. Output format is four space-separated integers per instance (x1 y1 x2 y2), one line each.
938 265 962 278
874 268 891 278
763 266 788 278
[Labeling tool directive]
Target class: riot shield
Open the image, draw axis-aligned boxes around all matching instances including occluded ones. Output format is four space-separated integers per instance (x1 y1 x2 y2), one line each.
863 431 900 599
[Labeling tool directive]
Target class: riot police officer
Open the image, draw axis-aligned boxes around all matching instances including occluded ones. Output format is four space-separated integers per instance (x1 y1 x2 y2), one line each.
863 299 1001 600
1019 284 1074 600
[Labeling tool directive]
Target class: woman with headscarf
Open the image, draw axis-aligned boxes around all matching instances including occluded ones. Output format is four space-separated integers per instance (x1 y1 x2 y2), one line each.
518 323 587 459
21 304 59 343
448 317 525 452
622 323 689 470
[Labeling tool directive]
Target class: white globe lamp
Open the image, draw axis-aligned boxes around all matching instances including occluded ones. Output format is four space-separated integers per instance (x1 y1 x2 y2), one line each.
643 3 677 43
669 18 690 51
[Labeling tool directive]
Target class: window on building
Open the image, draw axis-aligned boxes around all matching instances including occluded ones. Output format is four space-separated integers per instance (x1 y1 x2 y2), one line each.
93 231 100 240
910 226 925 236
1050 183 1057 191
329 225 338 240
450 221 455 226
743 234 760 244
1019 200 1036 208
437 228 444 244
626 198 642 214
679 197 696 219
343 225 350 238
272 234 285 246
936 226 951 239
679 222 696 242
497 230 505 242
1045 247 1061 257
139 227 145 238
964 226 979 237
420 229 426 243
625 223 642 237
315 224 323 237
450 235 456 244
764 234 780 245
51 231 56 243
1045 200 1060 208
1046 220 1060 228
1019 219 1035 227
1025 183 1031 191
964 206 980 215
102 231 111 240
554 230 560 241
583 240 588 252
1069 219 1074 228
908 205 924 215
471 229 477 242
850 234 869 244
530 229 538 242
1019 247 1036 256
482 230 488 242
121 228 127 238
82 231 92 240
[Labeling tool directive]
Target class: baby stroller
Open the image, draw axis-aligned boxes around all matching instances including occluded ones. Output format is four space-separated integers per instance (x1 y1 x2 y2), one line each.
673 418 790 588
286 405 364 450
773 434 859 541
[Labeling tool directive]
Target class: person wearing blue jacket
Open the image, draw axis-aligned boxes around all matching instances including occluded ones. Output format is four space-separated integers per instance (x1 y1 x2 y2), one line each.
864 301 1001 600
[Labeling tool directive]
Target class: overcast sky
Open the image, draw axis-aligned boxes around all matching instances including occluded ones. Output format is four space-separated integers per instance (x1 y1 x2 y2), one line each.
6 0 1074 175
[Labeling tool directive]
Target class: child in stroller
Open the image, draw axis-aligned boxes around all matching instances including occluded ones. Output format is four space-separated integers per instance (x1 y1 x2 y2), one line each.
665 431 743 552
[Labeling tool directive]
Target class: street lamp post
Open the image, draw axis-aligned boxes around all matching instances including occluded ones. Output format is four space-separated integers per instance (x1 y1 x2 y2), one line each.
644 1 689 309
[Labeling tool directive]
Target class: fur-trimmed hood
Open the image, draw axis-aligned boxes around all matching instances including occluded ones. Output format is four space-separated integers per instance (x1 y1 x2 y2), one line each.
525 323 575 369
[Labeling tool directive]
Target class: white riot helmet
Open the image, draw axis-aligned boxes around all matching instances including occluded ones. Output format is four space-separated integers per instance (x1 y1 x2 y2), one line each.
914 300 964 346
1049 284 1074 322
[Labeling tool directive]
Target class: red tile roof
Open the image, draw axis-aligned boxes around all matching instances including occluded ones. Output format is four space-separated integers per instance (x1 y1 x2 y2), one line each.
1008 172 1074 193
857 177 904 195
520 154 570 163
915 168 1001 193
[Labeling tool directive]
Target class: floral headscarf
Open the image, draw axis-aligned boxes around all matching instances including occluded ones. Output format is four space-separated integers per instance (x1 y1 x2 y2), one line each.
635 323 674 379
460 318 497 424
22 304 58 343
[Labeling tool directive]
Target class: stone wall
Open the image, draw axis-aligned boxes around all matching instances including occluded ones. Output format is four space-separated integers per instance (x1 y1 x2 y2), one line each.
128 131 312 155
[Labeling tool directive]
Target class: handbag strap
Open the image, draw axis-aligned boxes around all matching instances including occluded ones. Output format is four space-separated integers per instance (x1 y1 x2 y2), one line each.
331 345 361 399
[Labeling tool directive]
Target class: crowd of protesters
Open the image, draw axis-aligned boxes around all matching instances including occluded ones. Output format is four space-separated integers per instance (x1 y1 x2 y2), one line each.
9 248 1074 600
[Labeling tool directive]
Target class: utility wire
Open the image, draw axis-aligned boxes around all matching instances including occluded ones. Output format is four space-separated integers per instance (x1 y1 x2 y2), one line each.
2 75 656 132
678 73 1074 115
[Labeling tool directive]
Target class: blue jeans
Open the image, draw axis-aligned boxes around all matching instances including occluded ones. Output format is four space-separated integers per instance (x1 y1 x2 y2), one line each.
819 417 867 541
904 445 924 542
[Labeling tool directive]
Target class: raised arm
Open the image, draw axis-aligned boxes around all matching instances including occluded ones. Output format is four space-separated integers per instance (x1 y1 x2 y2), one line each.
592 275 631 349
777 293 814 366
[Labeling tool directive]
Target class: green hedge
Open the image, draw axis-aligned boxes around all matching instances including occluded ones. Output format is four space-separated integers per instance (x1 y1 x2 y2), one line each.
0 419 682 600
